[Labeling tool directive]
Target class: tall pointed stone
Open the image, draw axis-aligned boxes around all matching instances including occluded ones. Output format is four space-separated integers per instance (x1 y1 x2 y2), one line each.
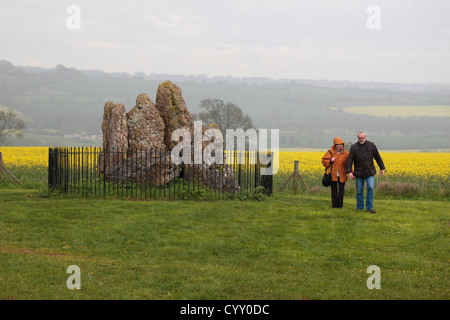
155 81 194 149
99 102 128 177
127 93 165 151
126 93 181 186
102 102 128 152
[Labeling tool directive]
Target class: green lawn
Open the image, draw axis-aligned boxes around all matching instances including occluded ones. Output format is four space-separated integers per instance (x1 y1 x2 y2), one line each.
0 188 448 300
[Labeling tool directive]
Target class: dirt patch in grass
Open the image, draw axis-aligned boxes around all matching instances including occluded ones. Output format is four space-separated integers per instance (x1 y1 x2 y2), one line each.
0 246 88 260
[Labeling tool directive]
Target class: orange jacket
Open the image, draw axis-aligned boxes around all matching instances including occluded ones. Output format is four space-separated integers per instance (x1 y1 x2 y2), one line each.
322 137 349 182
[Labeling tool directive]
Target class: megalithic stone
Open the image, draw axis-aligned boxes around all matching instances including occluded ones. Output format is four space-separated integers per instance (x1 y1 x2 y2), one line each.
99 102 128 176
97 81 240 192
155 81 194 150
127 93 166 151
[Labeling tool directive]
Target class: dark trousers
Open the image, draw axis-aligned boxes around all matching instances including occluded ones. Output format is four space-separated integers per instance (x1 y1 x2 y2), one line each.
331 177 345 208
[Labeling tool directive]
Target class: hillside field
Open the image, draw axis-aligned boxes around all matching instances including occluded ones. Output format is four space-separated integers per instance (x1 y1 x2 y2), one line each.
333 105 450 118
2 60 450 149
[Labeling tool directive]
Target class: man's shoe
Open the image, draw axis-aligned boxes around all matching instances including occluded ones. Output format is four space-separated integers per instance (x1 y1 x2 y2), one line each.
367 209 376 214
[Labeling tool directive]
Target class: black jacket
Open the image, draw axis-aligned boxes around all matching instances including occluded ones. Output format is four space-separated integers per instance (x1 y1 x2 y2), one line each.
346 141 385 177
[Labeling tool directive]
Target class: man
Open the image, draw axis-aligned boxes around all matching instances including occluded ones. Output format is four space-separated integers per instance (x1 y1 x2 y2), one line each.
347 131 385 213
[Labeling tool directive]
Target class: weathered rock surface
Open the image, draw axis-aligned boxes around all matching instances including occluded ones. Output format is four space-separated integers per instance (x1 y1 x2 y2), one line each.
155 81 194 149
182 162 241 194
99 102 128 177
125 93 181 185
181 122 240 193
122 147 180 186
99 81 240 192
102 102 128 151
127 93 165 151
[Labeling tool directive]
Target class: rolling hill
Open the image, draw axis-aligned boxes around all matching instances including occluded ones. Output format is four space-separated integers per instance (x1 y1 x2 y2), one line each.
1 59 449 149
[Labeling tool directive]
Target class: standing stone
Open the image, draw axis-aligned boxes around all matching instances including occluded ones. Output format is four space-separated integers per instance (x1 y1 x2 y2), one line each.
126 93 181 186
99 102 128 177
98 81 241 193
181 122 240 193
155 81 194 150
102 102 128 151
127 93 165 151
147 148 182 186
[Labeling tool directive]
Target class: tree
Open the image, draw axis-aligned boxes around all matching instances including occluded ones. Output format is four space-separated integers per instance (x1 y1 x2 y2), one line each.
196 99 254 136
0 109 25 145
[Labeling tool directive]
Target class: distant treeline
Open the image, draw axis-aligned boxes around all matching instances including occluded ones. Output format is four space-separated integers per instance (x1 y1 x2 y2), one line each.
1 59 450 149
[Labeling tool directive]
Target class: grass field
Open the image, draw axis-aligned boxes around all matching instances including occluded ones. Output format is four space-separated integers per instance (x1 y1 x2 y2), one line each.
0 187 448 300
0 147 448 300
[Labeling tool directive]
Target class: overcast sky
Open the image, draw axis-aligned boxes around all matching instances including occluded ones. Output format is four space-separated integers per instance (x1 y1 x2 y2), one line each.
1 0 449 83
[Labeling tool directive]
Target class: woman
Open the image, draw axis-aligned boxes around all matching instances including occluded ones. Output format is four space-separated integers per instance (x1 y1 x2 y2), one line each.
322 137 349 208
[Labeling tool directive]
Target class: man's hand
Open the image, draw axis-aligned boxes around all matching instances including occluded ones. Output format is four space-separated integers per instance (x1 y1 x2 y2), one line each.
349 172 354 180
380 170 385 176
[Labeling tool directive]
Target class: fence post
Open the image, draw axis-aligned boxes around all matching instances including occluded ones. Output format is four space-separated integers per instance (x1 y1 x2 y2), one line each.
260 151 273 196
293 160 299 194
278 159 310 193
48 148 56 190
0 152 20 184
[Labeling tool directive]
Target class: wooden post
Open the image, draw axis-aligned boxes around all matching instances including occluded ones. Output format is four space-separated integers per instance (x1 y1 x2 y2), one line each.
298 172 310 193
292 160 299 194
0 152 20 184
278 160 310 193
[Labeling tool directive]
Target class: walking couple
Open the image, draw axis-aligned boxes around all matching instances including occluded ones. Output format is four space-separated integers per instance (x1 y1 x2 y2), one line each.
321 131 385 213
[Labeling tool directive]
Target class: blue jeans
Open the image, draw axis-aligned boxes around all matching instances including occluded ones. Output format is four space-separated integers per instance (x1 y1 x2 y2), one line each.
356 176 374 210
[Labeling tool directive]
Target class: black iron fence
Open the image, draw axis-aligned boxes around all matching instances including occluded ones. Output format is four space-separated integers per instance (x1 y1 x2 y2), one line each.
48 147 273 200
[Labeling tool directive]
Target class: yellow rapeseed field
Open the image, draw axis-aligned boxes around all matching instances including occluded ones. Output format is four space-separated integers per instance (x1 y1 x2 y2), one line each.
277 151 450 182
0 147 48 168
0 147 449 183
